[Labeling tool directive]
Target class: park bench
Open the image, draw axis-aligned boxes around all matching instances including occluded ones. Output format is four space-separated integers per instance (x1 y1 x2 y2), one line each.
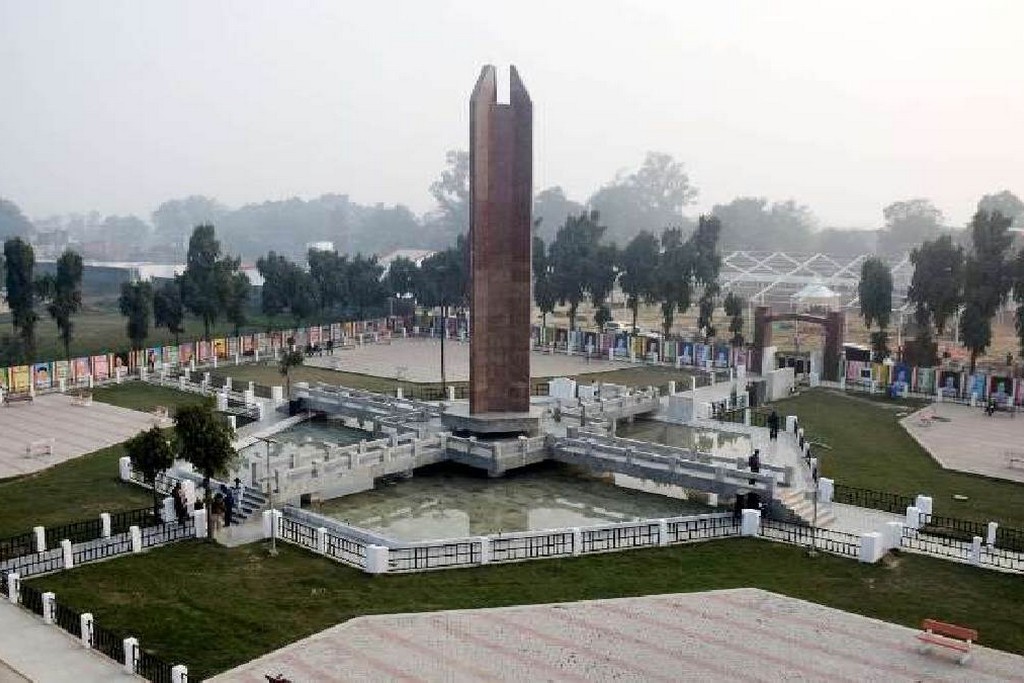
25 438 55 458
916 618 976 664
4 393 33 406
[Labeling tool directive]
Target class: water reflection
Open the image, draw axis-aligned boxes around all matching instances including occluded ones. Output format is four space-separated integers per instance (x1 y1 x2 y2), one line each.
317 463 709 541
617 420 751 457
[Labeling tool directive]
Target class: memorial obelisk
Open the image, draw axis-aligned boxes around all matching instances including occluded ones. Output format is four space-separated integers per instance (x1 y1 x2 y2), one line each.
444 64 537 436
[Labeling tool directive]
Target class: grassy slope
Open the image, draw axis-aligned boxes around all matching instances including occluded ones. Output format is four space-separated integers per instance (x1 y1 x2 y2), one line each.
91 382 211 415
770 389 1024 527
32 539 1024 680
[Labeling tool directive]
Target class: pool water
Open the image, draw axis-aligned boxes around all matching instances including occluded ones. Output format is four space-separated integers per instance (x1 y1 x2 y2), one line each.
616 420 752 458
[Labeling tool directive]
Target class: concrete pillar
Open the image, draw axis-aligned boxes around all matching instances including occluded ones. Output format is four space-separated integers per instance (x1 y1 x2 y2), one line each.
317 527 327 555
130 526 142 553
987 522 998 547
5 573 18 604
785 415 797 432
181 480 196 512
668 380 676 394
34 526 45 553
80 613 93 648
224 376 232 391
61 539 73 570
42 592 55 624
194 509 208 539
171 665 188 682
859 532 883 563
608 347 614 362
905 506 921 530
707 493 718 507
915 495 933 523
118 456 132 481
365 545 389 574
271 386 284 401
100 512 112 537
970 536 983 565
123 637 138 673
212 355 218 369
691 376 697 392
572 528 583 556
743 408 751 426
216 391 228 412
741 509 761 536
160 497 175 524
248 381 255 393
178 376 186 391
477 536 491 564
447 385 456 401
817 477 834 503
970 392 977 407
885 521 904 551
227 415 236 431
59 378 67 392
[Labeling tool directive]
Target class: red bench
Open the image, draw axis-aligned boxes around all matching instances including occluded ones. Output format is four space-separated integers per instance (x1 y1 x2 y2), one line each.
916 618 977 664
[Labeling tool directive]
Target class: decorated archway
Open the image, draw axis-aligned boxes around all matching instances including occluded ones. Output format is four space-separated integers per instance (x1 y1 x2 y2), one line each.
751 306 844 381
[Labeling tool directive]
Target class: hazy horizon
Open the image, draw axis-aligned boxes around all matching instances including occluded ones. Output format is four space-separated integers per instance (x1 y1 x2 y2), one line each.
1 0 1021 229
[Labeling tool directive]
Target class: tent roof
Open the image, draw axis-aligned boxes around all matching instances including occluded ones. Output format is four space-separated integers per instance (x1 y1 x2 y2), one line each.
791 283 839 300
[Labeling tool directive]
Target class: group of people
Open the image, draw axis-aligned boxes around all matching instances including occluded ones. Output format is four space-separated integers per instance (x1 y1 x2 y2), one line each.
170 481 237 531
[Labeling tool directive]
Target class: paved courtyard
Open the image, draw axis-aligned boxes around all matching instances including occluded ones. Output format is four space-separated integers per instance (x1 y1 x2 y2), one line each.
305 338 638 382
211 588 1022 682
901 402 1024 484
0 393 167 479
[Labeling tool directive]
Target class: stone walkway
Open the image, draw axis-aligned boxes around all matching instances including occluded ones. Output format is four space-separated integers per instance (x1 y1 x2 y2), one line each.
305 338 637 383
0 393 166 479
901 402 1024 483
211 588 1023 682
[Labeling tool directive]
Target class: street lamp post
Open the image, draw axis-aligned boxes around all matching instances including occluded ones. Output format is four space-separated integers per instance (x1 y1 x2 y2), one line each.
254 436 278 556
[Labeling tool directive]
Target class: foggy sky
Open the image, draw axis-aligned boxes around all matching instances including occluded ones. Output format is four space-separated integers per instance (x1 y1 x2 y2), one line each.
1 0 1021 229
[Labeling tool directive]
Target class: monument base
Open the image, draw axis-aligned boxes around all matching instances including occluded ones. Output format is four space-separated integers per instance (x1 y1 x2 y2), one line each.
441 403 544 438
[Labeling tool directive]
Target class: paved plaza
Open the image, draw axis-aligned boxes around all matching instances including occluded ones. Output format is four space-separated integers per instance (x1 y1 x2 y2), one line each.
305 338 637 382
0 393 168 479
212 588 1022 682
902 402 1024 484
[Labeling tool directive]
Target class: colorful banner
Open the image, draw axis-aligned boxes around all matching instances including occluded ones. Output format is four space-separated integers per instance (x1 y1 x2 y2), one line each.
33 362 52 390
91 354 109 380
73 357 90 383
227 337 239 357
11 365 31 392
179 343 194 365
213 338 227 358
53 360 70 386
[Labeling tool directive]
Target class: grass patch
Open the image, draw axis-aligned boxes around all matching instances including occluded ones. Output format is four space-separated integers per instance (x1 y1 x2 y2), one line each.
31 539 1024 679
0 443 150 537
770 389 1024 527
91 383 212 415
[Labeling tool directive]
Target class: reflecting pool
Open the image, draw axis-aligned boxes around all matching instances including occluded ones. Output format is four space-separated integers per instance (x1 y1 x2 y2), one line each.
616 420 752 457
316 462 711 541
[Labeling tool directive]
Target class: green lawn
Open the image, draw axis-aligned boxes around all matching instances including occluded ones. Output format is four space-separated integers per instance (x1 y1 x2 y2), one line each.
31 539 1024 680
90 382 212 415
770 389 1024 528
0 443 150 537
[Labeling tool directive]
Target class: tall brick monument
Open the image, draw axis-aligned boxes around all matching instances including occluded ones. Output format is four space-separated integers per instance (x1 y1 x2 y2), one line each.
443 65 539 436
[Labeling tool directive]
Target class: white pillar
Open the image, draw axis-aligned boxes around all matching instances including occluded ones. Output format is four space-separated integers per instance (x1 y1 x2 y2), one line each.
80 613 93 648
657 519 669 546
59 378 66 392
476 536 491 564
160 497 175 524
118 456 133 482
691 376 697 392
178 376 186 391
123 637 138 673
741 509 761 536
193 509 208 539
608 347 614 362
61 539 73 569
572 527 583 556
987 522 998 547
817 477 834 503
785 415 797 432
905 506 922 530
317 527 327 555
859 531 883 563
181 480 196 511
915 495 933 523
100 512 111 537
970 536 983 565
34 526 46 553
271 386 284 401
212 355 218 369
42 592 55 624
447 385 455 401
365 545 389 574
743 408 751 426
396 387 404 399
6 573 19 604
170 665 189 683
130 526 143 553
668 380 676 394
885 521 904 551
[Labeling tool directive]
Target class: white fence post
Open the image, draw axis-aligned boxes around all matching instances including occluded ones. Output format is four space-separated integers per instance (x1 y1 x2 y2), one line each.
970 536 982 565
100 512 111 538
905 506 921 530
61 539 73 570
886 521 904 551
915 495 933 523
817 477 834 503
130 525 143 553
658 519 669 546
741 509 761 536
987 522 998 547
170 665 189 682
193 509 208 539
365 545 389 574
118 456 133 482
572 528 583 556
859 532 884 563
34 526 46 553
42 592 55 624
317 527 327 555
80 613 93 648
477 536 491 564
123 637 138 673
6 572 19 604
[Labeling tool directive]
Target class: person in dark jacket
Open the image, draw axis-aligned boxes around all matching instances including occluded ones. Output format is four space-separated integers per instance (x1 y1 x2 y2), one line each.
767 410 779 440
219 484 235 527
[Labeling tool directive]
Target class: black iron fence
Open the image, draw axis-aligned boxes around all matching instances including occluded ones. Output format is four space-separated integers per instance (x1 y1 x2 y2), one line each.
389 540 481 572
20 582 44 617
90 621 126 668
72 534 134 565
278 517 318 552
142 520 195 548
668 515 740 543
52 599 81 637
131 640 179 683
491 531 574 563
759 517 861 559
0 531 37 562
833 484 915 515
323 530 366 569
581 523 660 553
110 508 159 535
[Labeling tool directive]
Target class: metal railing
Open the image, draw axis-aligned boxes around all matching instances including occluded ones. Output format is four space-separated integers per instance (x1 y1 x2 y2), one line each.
278 517 318 552
490 531 574 563
142 520 195 548
131 640 180 683
901 526 972 562
72 534 133 565
389 540 481 572
668 515 740 543
759 517 861 559
20 582 44 617
323 530 366 569
53 599 82 637
833 484 915 515
0 548 64 578
581 523 660 553
0 531 37 562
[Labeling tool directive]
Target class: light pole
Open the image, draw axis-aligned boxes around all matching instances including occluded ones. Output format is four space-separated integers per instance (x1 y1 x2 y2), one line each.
254 435 278 556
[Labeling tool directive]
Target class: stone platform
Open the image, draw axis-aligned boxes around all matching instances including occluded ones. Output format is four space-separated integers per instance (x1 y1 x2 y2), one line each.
441 403 544 437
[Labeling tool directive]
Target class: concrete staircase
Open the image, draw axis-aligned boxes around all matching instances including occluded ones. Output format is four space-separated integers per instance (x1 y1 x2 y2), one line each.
776 488 835 527
232 486 268 524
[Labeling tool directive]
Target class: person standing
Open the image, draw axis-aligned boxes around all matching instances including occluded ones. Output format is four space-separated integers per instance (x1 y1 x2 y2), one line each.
220 483 235 527
768 409 779 441
172 482 188 524
748 448 761 485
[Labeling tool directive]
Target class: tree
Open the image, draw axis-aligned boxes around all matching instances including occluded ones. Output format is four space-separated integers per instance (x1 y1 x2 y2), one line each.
427 150 470 244
125 426 175 518
384 256 419 300
548 212 610 330
284 265 318 325
308 248 348 316
532 236 558 333
977 190 1023 227
858 257 893 360
691 215 724 342
256 251 291 328
619 231 660 333
908 235 964 336
279 347 305 398
653 227 693 339
223 270 251 336
878 199 944 255
533 187 584 243
0 198 33 240
42 250 83 359
960 210 1014 372
154 279 186 345
723 291 745 346
179 224 241 339
711 197 816 251
4 238 38 363
345 254 387 320
1012 249 1024 356
151 196 227 256
119 281 154 351
174 401 236 540
588 152 698 244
